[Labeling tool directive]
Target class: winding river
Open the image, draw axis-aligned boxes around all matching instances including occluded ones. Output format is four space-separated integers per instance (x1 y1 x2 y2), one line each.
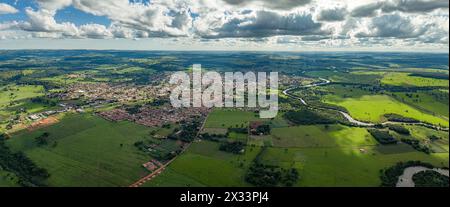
283 78 449 131
396 167 449 187
283 78 450 187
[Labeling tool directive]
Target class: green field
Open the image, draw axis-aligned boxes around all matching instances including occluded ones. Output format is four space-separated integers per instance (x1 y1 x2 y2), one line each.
146 141 261 187
271 125 377 148
324 94 449 127
148 123 449 187
7 114 153 187
382 72 449 87
393 91 449 118
259 147 448 187
0 85 45 106
204 109 262 128
0 169 20 187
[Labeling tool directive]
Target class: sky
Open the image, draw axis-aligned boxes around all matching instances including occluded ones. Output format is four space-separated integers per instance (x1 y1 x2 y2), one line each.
0 0 448 51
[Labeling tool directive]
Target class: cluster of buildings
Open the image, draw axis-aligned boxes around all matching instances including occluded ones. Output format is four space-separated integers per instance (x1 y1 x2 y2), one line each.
57 83 171 104
142 159 164 172
27 104 83 121
98 106 210 127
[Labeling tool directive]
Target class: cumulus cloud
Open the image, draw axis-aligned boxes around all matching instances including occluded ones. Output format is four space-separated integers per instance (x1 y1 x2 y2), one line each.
221 0 312 10
0 0 448 50
351 0 449 17
317 7 348 21
356 14 429 39
36 0 73 11
382 0 449 13
351 2 383 17
195 10 328 38
0 3 19 15
72 0 192 37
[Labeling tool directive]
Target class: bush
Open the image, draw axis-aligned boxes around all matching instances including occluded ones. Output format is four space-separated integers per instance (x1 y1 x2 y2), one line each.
228 128 247 134
35 132 51 146
380 161 435 187
368 129 397 145
284 109 335 125
401 139 432 154
0 138 50 186
387 124 410 135
384 114 419 123
413 170 449 187
245 162 299 187
219 142 245 154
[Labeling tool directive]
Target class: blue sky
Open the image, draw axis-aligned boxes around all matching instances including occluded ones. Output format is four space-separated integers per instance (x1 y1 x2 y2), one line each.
0 0 111 25
0 0 448 51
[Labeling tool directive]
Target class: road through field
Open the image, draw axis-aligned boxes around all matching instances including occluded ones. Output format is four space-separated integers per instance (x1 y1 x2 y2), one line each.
129 113 210 187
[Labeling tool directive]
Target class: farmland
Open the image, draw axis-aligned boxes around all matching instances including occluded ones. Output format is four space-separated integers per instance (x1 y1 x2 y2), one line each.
7 114 153 187
324 95 449 127
0 51 448 187
382 72 449 87
0 85 45 106
259 147 448 187
271 125 377 148
145 141 261 187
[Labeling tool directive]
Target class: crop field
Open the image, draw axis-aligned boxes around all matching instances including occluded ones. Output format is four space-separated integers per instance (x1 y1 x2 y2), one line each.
324 95 449 127
7 114 153 187
381 72 449 87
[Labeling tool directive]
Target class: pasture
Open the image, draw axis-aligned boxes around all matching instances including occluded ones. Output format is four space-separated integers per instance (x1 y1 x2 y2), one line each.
147 141 261 187
204 109 262 128
0 169 20 187
393 91 449 118
324 95 449 127
7 114 153 187
271 125 376 148
0 85 45 106
259 146 449 187
381 72 449 87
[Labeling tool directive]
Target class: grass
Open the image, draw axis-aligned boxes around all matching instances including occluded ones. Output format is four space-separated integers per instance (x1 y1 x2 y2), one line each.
0 169 20 187
228 132 248 142
202 128 228 135
272 125 377 148
405 125 449 152
7 114 154 187
259 146 449 187
204 109 263 128
141 168 206 187
382 72 449 87
0 85 45 106
204 109 288 129
146 141 261 187
248 135 273 147
393 91 449 118
324 95 449 127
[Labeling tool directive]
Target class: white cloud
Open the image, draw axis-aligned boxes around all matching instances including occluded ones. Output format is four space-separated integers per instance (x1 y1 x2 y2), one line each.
0 0 448 50
0 3 19 15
